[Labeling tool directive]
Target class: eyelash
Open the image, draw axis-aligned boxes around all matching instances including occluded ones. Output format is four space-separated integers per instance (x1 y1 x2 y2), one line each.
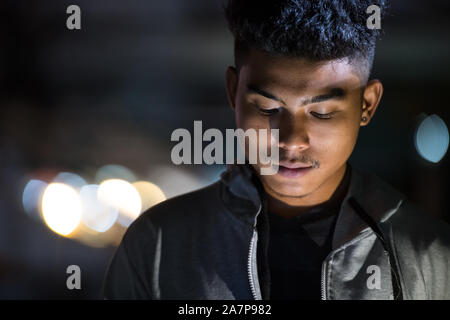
310 111 335 120
256 106 334 120
257 108 280 116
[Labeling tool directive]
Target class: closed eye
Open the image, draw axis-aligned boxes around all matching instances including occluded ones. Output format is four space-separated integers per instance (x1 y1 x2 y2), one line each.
255 106 281 116
310 111 335 119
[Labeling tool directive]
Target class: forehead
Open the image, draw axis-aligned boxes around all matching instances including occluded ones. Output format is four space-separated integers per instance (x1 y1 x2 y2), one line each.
239 48 362 96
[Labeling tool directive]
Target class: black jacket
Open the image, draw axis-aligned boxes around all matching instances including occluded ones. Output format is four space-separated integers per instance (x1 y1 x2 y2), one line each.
103 163 450 299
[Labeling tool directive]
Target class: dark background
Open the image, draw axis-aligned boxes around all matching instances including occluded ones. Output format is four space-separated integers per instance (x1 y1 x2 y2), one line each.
0 0 449 299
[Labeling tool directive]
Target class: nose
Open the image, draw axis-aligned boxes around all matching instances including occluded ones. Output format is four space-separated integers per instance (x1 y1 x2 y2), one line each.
277 112 310 151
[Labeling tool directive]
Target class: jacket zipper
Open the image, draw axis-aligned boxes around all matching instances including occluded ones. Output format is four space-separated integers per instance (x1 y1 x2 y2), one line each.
247 202 330 300
247 198 401 300
247 203 332 300
321 247 339 300
246 210 371 300
321 253 334 300
247 204 262 300
321 260 327 300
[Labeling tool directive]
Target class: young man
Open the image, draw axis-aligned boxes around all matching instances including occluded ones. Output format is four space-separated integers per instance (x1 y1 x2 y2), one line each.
103 0 450 299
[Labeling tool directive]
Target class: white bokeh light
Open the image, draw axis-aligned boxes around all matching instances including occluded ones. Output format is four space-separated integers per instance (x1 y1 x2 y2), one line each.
42 183 82 236
97 179 142 227
80 184 119 233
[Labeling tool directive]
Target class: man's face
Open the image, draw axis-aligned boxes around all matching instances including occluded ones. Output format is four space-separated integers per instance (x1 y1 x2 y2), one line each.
226 48 381 203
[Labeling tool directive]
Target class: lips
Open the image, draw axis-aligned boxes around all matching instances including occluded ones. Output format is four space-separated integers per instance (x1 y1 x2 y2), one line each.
278 162 312 169
276 163 313 178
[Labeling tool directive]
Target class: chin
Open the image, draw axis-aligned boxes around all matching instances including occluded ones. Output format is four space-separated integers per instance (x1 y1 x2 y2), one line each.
261 176 312 198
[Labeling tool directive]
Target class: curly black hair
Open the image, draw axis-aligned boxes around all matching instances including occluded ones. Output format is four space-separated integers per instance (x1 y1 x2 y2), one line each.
224 0 388 82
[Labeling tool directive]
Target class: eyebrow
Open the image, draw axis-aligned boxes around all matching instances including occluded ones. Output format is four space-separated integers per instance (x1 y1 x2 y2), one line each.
247 84 345 106
302 87 345 105
247 84 286 105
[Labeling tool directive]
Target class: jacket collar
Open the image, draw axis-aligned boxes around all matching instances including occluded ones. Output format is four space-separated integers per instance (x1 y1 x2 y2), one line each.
331 165 405 249
220 163 405 249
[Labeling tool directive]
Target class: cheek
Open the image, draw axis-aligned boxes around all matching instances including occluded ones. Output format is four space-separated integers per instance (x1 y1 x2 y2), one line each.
310 118 360 164
235 103 268 131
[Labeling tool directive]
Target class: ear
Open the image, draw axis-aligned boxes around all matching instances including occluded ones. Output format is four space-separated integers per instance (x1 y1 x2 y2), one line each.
360 79 383 127
225 66 238 111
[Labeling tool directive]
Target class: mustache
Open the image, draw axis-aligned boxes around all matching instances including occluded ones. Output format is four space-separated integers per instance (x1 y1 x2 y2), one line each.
278 152 320 169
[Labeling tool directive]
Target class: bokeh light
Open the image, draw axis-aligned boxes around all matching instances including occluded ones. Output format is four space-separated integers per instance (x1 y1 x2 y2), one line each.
53 172 87 189
148 165 206 198
132 181 166 213
97 179 142 227
41 183 82 236
79 184 119 233
22 169 170 244
95 164 137 184
22 179 48 219
415 114 449 163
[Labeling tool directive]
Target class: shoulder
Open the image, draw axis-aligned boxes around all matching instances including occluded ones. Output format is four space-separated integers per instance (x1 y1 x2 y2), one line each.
122 180 223 243
388 198 450 252
385 198 450 299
